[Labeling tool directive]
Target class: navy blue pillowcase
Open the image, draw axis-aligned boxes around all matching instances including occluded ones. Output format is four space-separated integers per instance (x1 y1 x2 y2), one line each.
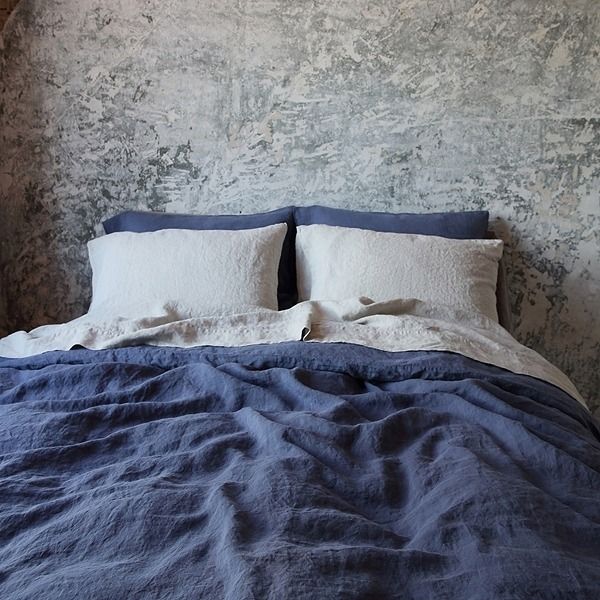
102 207 298 309
102 206 490 311
293 205 490 239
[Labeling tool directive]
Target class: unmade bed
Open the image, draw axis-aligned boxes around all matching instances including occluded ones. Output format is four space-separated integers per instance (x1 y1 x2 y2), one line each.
0 206 598 599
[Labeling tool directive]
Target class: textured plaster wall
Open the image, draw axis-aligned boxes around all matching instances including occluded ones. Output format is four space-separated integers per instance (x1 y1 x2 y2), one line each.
0 0 598 411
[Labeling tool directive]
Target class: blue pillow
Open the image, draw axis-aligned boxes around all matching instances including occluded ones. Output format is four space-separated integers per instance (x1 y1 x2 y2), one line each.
294 206 489 239
103 207 297 309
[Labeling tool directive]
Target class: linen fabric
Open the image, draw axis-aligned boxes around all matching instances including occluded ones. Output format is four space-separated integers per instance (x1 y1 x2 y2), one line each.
103 207 298 309
88 223 287 319
296 224 503 321
294 204 490 239
0 342 597 599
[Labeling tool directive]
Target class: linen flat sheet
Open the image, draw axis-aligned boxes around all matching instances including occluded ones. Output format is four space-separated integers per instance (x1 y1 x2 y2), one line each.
0 341 599 599
0 298 584 405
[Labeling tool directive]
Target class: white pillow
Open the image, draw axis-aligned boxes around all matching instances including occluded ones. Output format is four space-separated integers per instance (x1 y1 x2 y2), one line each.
88 223 287 318
296 224 503 322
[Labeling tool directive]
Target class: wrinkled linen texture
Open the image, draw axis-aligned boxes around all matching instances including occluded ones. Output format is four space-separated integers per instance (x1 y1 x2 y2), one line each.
0 342 599 600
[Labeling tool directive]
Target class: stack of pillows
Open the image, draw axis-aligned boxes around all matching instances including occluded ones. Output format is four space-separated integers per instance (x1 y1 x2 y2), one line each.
89 206 504 323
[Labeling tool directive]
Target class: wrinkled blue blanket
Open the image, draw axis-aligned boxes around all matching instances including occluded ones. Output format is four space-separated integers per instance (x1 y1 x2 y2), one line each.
0 342 599 599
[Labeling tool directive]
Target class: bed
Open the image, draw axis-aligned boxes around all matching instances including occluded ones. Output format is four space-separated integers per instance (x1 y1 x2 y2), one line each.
0 206 598 599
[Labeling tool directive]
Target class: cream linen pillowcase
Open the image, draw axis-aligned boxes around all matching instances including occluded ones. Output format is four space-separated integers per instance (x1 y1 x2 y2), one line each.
88 223 287 319
296 224 503 322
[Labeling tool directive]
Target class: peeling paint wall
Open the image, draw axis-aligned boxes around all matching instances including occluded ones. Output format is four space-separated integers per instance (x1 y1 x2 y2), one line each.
0 0 598 411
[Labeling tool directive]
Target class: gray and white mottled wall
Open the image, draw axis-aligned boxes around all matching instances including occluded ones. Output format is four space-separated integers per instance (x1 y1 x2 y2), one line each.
0 0 598 411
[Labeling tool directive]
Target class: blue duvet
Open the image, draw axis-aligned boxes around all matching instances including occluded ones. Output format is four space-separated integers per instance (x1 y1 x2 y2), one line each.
0 342 599 599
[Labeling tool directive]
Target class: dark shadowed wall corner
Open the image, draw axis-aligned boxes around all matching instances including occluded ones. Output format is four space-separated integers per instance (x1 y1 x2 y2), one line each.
0 0 598 413
0 286 6 338
0 0 19 334
0 0 18 30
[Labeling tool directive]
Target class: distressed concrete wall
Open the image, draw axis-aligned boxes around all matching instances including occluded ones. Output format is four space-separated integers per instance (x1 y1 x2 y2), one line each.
0 0 598 411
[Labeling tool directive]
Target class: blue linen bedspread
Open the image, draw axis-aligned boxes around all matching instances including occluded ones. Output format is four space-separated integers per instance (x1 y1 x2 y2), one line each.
0 342 599 599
